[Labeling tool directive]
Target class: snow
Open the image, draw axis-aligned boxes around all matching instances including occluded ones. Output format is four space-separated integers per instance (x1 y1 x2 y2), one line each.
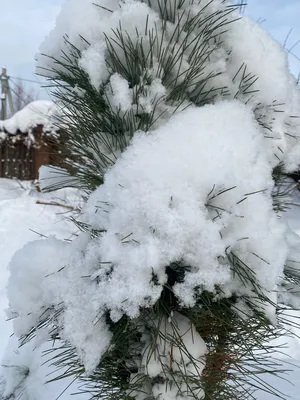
137 77 167 114
0 100 58 135
8 237 73 337
39 165 78 191
106 73 133 113
0 179 85 399
7 0 300 398
37 0 300 169
222 16 300 169
0 180 77 353
79 42 109 89
3 100 294 379
37 0 159 80
0 179 300 398
255 308 300 400
82 101 285 316
136 313 207 399
1 335 88 400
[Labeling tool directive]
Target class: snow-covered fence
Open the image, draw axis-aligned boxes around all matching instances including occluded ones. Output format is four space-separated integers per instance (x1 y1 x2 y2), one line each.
0 125 52 180
0 101 59 180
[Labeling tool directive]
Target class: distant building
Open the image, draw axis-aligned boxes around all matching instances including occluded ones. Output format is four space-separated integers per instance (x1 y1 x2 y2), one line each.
0 101 59 180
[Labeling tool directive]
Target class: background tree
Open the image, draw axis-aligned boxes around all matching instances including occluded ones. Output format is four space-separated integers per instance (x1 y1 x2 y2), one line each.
10 79 39 113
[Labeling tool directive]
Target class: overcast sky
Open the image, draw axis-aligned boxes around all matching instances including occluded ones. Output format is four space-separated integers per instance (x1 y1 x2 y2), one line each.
0 0 299 99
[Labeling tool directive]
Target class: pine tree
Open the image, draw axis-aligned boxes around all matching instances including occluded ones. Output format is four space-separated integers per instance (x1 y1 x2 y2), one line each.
4 1 300 399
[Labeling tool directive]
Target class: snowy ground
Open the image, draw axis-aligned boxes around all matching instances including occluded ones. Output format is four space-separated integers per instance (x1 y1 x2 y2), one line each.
0 178 299 399
0 181 76 350
0 179 87 399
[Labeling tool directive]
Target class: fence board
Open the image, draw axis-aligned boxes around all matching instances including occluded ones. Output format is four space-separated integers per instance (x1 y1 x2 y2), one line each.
0 126 56 180
0 144 2 177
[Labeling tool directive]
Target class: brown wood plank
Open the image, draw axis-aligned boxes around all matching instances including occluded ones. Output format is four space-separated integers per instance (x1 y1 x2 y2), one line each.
0 143 3 178
27 146 31 180
18 142 22 180
24 146 28 180
20 143 23 179
13 142 18 178
4 143 8 178
8 145 12 179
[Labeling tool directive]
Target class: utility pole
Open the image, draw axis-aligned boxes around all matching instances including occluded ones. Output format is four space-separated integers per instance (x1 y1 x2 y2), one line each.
1 67 15 120
1 67 7 120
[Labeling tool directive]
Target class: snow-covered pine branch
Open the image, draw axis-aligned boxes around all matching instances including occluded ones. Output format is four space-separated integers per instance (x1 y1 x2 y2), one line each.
4 1 300 399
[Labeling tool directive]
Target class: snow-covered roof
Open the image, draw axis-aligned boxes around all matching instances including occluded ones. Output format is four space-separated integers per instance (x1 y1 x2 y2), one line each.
0 101 58 135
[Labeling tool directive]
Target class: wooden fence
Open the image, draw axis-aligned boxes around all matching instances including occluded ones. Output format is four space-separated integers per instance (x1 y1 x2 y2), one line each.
0 125 52 181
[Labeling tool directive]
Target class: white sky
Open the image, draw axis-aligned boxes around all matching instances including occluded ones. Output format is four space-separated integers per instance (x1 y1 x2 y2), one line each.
0 0 299 99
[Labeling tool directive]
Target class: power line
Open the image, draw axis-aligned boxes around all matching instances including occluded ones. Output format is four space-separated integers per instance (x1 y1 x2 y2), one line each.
9 76 53 99
9 78 33 94
9 76 46 85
